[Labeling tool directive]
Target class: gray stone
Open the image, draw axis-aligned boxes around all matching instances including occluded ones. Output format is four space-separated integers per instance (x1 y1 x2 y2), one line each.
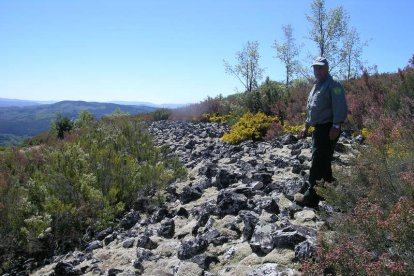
247 263 292 276
215 168 240 189
54 262 80 276
108 268 123 276
177 238 208 260
189 254 219 270
122 238 135 248
137 234 158 250
96 227 113 241
250 181 264 190
180 186 203 204
250 223 277 255
239 210 260 241
295 240 316 261
250 196 280 214
252 172 273 185
136 247 155 261
281 134 298 145
216 190 248 217
151 207 170 223
85 240 102 252
158 219 175 238
273 228 307 249
119 209 140 230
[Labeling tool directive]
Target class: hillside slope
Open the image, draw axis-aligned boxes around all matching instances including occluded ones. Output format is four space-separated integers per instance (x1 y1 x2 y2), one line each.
30 121 358 276
0 101 156 146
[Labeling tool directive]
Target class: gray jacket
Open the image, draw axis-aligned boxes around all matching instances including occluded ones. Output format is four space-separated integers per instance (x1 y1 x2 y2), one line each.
305 75 347 126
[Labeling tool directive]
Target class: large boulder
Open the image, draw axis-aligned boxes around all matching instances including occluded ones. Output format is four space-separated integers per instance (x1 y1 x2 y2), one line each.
137 233 158 250
249 196 280 214
180 186 203 204
250 223 278 255
95 227 113 241
214 168 240 190
239 210 260 241
158 219 175 238
119 209 140 230
54 262 80 276
295 240 316 261
177 238 209 260
273 228 307 249
216 190 248 217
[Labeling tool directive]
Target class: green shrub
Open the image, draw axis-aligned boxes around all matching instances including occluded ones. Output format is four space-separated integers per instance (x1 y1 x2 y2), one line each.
222 112 276 144
151 108 171 121
0 118 186 269
51 113 73 139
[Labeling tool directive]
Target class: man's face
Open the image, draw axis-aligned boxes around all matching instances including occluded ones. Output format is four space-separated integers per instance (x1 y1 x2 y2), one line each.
313 65 328 82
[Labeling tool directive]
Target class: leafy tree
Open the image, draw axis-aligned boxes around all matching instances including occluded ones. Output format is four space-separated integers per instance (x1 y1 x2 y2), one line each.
243 89 262 114
74 109 95 128
408 54 414 68
259 77 284 115
224 41 264 93
52 113 73 139
306 0 349 73
106 108 130 118
273 24 301 87
340 27 368 80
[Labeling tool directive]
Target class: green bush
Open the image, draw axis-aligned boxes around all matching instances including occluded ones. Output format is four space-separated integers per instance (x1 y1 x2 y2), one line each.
51 113 73 139
0 118 186 269
151 108 171 121
222 112 276 144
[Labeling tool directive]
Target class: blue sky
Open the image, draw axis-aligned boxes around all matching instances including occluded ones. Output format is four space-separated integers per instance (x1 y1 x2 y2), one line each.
1 0 413 104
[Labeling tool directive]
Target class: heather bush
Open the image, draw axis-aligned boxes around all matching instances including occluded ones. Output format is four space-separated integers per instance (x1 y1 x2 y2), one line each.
222 112 276 144
303 63 414 275
170 95 234 121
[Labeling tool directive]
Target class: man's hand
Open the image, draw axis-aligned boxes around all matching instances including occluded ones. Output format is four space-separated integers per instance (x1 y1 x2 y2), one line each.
329 127 341 140
300 126 309 139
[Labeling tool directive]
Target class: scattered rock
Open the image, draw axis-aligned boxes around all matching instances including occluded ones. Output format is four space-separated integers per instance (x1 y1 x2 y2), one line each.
295 240 316 261
151 207 170 223
54 262 80 276
273 228 307 249
96 227 113 241
23 121 357 276
216 190 248 217
177 238 208 260
281 134 298 145
107 268 123 276
158 219 175 238
137 234 158 250
136 247 155 261
239 210 260 241
85 240 102 252
122 238 135 248
250 223 278 255
180 186 203 204
119 209 140 230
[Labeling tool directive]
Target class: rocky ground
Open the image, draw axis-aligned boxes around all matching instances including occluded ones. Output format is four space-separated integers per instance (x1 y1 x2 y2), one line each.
28 121 359 276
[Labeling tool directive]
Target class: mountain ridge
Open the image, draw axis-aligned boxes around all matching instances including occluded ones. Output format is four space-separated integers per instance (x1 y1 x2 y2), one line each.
0 100 157 146
0 98 186 109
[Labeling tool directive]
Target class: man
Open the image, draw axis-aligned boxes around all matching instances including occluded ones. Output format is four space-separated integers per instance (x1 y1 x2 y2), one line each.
296 57 348 208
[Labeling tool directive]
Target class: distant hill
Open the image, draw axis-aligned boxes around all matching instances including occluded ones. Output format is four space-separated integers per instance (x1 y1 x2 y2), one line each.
0 98 55 107
0 101 157 146
0 98 186 109
109 101 187 109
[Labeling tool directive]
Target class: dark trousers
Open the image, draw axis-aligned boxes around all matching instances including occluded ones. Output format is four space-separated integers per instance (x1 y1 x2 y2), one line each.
304 123 339 206
309 122 339 186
